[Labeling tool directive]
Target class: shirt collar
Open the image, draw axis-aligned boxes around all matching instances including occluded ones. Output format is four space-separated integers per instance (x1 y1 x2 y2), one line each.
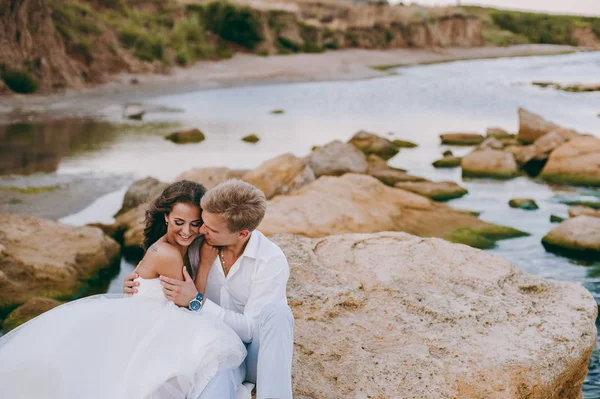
240 230 260 260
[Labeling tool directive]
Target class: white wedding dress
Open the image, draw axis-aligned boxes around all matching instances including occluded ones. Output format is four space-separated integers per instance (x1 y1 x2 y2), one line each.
0 278 247 399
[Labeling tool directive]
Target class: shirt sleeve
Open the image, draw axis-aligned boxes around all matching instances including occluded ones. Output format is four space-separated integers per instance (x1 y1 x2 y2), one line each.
201 254 289 343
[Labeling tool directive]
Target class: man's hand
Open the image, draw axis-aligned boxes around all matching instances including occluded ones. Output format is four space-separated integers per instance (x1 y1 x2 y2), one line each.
123 271 139 295
160 267 198 308
199 243 219 269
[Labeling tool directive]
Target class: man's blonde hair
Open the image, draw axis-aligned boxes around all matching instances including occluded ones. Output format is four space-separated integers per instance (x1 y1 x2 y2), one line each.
200 179 267 232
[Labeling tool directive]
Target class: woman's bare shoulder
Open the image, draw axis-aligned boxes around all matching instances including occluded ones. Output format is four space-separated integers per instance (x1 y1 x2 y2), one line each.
139 241 184 280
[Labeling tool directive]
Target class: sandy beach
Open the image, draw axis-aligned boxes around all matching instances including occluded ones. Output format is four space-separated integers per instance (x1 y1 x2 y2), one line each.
0 44 578 123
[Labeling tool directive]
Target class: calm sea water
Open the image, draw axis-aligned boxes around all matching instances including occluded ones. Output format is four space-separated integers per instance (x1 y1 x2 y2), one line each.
2 51 600 395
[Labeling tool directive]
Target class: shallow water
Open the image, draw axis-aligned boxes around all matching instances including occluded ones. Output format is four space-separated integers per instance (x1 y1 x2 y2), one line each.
2 51 600 395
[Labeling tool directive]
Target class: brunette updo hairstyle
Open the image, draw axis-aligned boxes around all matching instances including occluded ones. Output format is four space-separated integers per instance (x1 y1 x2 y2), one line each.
142 180 206 251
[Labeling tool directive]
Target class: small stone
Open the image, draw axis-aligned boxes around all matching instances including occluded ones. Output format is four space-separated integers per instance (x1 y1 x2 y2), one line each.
392 139 418 148
271 109 284 114
443 150 454 157
433 156 462 168
242 134 260 143
126 111 144 120
440 133 485 146
550 215 565 223
509 198 539 210
165 129 206 144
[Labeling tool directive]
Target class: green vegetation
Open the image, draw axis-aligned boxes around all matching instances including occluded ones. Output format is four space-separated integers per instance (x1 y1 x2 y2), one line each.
193 1 264 49
1 185 61 194
276 37 301 54
462 6 600 46
300 24 324 53
1 69 39 94
445 225 529 249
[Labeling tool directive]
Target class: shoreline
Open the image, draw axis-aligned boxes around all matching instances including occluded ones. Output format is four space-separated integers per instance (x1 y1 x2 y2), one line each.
0 44 583 123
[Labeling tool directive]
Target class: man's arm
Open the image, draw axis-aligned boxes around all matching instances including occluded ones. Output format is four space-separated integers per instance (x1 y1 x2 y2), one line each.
202 255 290 343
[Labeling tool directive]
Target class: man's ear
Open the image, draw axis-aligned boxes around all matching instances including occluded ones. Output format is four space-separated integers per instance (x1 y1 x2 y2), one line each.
239 230 250 239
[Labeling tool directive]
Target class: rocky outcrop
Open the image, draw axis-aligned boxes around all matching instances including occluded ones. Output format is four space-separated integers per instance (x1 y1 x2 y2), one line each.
366 154 425 186
0 214 120 312
259 174 527 249
517 108 561 144
440 133 484 145
305 141 368 177
3 297 62 332
405 15 484 47
461 149 518 179
571 27 600 49
542 216 600 259
348 130 399 160
242 153 315 199
539 136 600 187
273 232 597 399
175 167 248 189
115 177 168 216
433 155 462 168
486 127 512 138
508 129 579 176
394 181 468 201
476 137 504 151
569 205 600 219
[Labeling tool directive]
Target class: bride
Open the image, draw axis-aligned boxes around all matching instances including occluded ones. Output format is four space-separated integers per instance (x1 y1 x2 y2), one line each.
0 180 246 399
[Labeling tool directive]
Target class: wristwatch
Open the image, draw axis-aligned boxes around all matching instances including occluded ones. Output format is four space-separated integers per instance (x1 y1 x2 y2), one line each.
189 292 204 311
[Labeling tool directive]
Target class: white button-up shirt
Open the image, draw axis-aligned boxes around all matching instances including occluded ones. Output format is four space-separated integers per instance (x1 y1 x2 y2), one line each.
202 230 289 343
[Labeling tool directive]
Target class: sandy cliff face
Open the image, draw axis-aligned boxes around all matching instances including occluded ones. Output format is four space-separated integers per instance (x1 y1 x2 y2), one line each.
0 0 82 92
571 26 600 49
0 0 155 93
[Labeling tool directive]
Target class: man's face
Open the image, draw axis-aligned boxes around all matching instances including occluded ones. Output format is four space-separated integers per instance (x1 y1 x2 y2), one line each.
199 210 244 246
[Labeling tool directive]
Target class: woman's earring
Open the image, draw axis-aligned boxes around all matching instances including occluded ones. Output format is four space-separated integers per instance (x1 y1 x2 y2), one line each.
165 221 168 225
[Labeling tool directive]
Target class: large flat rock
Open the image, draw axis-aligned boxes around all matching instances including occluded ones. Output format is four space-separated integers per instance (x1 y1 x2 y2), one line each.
0 214 120 312
540 136 600 187
259 174 526 249
274 232 597 399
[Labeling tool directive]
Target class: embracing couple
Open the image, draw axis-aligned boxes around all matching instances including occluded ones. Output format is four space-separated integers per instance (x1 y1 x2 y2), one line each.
0 179 294 399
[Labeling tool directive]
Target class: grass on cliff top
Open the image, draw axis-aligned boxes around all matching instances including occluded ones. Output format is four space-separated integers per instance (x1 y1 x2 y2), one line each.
462 6 600 46
47 0 250 66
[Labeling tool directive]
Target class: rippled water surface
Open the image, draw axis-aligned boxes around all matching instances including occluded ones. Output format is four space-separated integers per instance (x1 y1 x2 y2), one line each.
2 51 600 395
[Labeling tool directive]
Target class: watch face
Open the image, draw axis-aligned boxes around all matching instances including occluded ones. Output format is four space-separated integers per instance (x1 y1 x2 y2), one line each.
190 300 201 311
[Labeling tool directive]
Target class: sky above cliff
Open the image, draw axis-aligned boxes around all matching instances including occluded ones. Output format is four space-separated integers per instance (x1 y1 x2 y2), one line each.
413 0 600 16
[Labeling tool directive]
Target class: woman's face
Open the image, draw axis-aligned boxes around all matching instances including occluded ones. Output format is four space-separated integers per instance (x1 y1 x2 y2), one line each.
164 202 202 247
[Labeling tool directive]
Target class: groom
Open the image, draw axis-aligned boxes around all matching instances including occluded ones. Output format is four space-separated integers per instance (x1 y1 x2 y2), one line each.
124 179 294 399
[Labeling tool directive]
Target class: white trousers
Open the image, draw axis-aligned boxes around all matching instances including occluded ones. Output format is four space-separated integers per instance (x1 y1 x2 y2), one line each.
199 303 294 399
